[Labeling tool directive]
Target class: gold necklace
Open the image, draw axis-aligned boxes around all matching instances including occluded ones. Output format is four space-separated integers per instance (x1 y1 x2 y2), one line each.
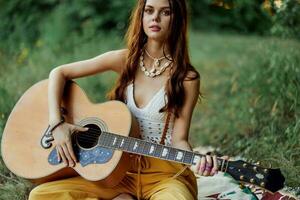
139 50 172 78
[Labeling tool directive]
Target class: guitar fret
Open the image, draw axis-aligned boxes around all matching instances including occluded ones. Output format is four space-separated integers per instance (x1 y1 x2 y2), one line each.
183 151 193 164
191 153 201 165
143 141 151 155
137 140 146 154
167 148 176 161
106 134 114 147
131 139 139 153
161 147 169 158
102 133 109 147
98 133 105 146
107 133 114 147
124 137 131 151
154 144 163 157
175 150 185 162
127 138 135 152
133 141 139 152
114 135 123 148
148 144 156 155
118 136 125 150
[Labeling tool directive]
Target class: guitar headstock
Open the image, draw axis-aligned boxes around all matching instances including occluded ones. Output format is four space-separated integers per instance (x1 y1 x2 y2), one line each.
224 159 285 193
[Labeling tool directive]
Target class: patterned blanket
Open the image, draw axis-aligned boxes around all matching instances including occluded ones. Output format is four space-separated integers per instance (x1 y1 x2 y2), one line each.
193 147 299 200
197 172 298 200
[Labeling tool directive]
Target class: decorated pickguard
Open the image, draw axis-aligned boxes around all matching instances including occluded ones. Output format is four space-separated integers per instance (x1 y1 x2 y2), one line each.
48 117 113 167
48 144 114 167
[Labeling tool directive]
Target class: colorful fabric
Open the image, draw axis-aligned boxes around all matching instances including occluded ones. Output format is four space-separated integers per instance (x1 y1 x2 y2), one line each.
197 172 258 200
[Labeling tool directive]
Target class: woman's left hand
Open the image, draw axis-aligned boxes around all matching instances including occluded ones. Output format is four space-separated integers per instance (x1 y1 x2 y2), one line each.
190 154 229 176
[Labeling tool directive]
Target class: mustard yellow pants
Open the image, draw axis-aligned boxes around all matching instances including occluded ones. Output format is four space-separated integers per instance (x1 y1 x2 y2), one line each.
29 156 197 200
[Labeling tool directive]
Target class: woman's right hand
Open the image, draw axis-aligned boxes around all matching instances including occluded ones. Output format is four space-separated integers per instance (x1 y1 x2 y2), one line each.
52 122 88 167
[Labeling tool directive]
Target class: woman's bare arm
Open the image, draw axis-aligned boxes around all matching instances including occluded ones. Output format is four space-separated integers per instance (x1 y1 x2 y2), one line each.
171 72 218 176
48 49 128 166
171 73 200 152
48 49 127 126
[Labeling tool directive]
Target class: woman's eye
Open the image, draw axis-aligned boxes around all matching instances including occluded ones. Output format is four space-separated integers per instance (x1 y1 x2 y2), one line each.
162 10 171 16
144 9 153 14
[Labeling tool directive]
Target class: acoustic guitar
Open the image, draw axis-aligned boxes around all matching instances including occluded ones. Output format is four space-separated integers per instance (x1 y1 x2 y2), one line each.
1 79 285 193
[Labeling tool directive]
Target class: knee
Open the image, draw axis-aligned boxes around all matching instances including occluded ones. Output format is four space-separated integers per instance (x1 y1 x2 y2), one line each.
150 180 195 200
28 185 45 200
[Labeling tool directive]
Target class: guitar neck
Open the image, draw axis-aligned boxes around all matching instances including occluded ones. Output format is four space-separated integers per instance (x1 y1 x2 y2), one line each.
98 132 225 170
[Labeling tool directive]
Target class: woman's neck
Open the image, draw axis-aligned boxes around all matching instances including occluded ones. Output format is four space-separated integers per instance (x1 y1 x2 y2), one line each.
145 39 170 58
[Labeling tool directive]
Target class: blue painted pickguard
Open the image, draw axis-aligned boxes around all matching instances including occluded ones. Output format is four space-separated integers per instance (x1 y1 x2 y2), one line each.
48 145 114 167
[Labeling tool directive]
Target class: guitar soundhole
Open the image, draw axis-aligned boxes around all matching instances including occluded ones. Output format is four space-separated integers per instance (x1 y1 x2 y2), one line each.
75 124 101 149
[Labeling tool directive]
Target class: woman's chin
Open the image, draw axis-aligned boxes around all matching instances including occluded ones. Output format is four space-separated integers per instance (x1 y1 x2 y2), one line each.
146 33 167 42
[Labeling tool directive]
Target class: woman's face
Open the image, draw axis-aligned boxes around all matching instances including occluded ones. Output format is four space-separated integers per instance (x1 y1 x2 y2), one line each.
143 0 172 42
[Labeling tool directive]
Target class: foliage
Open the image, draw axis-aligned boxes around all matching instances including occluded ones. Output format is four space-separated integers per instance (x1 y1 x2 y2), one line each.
0 0 135 54
270 0 300 39
188 0 272 34
3 0 298 55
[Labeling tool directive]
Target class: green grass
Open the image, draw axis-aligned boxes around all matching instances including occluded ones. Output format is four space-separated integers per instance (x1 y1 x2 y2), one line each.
0 31 299 199
189 32 300 190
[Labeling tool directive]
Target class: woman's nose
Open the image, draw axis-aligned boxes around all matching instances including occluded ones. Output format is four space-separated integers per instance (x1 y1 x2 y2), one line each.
152 11 160 22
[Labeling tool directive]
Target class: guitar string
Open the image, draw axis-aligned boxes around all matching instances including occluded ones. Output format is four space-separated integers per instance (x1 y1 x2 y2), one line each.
73 129 196 162
70 127 226 166
75 127 207 158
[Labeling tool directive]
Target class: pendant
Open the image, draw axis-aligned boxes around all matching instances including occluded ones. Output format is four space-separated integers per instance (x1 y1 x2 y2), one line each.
154 59 160 68
150 66 156 73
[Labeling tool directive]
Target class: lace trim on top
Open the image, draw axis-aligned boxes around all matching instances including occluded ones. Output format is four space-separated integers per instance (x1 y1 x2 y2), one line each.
125 83 174 146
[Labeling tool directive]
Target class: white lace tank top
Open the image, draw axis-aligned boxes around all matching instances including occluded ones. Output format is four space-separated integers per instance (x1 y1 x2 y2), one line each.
125 83 174 146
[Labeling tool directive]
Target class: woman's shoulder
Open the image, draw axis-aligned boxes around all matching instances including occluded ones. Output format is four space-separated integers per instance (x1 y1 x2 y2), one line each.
100 48 128 73
110 48 129 57
107 48 129 63
184 70 200 81
183 70 200 94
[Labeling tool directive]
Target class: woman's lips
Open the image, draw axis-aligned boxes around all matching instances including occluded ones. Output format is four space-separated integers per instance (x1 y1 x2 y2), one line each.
149 26 161 32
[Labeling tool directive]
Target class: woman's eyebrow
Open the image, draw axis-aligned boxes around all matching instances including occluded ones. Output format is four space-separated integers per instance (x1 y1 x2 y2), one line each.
145 5 170 9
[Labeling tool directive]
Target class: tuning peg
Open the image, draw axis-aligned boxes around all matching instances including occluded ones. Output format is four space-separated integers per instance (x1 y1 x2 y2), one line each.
255 161 261 166
263 168 268 173
260 182 265 187
250 178 255 183
253 166 258 171
239 175 244 180
243 163 247 168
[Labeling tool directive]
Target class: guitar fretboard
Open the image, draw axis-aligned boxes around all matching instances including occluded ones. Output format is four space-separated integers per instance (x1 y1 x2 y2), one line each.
97 132 223 168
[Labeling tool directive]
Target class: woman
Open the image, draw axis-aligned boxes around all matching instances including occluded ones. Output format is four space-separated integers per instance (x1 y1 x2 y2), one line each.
29 0 221 199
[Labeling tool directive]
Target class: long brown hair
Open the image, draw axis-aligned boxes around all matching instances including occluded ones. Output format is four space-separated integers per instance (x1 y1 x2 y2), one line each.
108 0 201 117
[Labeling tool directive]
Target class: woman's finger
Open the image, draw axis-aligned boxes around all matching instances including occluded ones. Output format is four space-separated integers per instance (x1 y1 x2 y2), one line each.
61 143 74 167
74 125 89 132
203 155 212 176
198 156 206 176
66 141 77 164
210 155 218 176
57 145 67 165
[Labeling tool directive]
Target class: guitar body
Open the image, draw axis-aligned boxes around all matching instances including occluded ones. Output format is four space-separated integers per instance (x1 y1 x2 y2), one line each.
1 79 140 187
